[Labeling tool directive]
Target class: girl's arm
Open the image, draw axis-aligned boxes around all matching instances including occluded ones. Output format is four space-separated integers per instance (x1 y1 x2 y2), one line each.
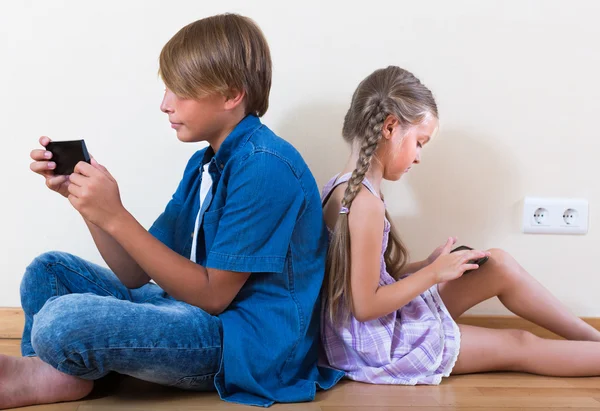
396 236 459 277
348 191 437 322
395 259 430 276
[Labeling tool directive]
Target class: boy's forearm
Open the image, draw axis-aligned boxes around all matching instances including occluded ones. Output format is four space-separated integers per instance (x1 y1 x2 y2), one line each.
356 268 438 322
84 218 150 288
105 212 218 310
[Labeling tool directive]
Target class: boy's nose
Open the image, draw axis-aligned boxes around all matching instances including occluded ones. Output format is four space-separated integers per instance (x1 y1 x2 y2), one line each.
160 93 174 114
160 101 172 114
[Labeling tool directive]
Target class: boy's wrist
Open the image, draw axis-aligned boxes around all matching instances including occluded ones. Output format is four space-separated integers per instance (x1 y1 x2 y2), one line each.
105 209 134 237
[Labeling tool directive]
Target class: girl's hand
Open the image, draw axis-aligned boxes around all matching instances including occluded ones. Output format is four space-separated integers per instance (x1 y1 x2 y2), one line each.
428 237 491 283
67 159 127 230
426 236 458 265
29 136 70 198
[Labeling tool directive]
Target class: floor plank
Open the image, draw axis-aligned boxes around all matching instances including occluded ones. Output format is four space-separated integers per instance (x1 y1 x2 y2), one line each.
478 387 600 397
0 308 24 338
0 338 21 356
2 339 600 410
442 372 578 388
322 408 600 411
15 404 81 411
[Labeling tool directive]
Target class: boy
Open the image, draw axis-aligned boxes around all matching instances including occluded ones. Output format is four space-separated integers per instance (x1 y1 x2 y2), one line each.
3 13 342 409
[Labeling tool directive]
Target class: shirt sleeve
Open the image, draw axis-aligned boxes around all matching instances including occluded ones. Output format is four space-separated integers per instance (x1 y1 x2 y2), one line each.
149 150 204 250
205 151 305 273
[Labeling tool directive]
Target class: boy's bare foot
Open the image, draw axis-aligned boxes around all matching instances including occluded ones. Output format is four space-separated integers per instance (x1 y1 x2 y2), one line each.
0 354 94 409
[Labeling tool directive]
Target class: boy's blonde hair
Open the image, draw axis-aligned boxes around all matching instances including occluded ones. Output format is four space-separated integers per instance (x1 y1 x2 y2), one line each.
159 13 272 117
326 66 439 322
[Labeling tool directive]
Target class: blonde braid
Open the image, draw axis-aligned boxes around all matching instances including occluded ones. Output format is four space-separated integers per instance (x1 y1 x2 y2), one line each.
341 102 386 211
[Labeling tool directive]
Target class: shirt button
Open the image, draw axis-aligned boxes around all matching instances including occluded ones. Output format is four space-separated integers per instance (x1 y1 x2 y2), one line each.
190 232 194 238
220 163 224 169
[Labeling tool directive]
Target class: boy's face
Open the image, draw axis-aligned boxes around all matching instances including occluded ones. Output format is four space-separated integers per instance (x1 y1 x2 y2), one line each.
160 88 230 143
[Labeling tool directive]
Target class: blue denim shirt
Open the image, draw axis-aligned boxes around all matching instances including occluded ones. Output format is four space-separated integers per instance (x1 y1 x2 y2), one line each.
149 115 343 406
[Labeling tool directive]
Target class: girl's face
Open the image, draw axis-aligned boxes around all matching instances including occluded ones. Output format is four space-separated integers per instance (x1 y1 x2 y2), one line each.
378 114 439 181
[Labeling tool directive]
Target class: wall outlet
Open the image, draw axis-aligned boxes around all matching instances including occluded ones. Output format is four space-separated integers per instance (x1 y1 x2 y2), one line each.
533 207 549 226
523 197 589 234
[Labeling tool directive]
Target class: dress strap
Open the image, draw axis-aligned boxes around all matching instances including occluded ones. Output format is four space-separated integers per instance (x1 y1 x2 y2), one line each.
322 172 381 211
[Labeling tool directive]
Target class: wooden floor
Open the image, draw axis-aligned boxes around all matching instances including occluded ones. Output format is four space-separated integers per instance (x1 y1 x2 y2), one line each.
2 339 600 410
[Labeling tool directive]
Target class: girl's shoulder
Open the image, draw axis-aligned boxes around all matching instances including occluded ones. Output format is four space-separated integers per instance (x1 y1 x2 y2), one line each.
347 189 386 231
322 174 386 233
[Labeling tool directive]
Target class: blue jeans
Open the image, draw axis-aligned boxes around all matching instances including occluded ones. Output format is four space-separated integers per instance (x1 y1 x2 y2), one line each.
20 251 222 390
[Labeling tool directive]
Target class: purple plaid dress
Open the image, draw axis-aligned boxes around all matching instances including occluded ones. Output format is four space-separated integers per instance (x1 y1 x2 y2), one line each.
320 173 461 385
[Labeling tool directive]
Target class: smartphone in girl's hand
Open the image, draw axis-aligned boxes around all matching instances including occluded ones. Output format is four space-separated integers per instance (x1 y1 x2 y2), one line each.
451 245 489 268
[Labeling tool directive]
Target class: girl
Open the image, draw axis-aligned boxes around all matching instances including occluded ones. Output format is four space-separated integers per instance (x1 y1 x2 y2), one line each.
320 65 600 384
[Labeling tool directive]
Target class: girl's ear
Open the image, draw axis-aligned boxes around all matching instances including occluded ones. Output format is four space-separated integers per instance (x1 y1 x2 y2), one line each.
382 114 400 140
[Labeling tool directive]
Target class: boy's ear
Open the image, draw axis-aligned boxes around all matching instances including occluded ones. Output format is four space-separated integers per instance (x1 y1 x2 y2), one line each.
224 88 246 111
382 114 400 140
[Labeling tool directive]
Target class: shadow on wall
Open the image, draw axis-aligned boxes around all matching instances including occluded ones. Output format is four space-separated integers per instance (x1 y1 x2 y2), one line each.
273 102 350 189
276 105 524 260
390 128 524 259
278 113 527 314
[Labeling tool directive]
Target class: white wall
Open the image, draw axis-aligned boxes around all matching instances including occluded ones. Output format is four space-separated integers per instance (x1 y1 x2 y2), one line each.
1 0 599 315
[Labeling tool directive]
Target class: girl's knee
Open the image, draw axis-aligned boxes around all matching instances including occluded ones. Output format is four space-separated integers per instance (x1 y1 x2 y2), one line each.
487 248 521 283
488 248 512 266
511 328 538 344
506 329 540 371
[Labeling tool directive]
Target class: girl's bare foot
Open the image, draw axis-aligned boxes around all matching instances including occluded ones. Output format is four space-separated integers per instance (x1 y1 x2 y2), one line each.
0 354 93 409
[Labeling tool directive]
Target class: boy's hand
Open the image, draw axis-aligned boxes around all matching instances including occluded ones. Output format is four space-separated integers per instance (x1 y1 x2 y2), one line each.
29 136 70 198
67 159 127 229
426 236 458 265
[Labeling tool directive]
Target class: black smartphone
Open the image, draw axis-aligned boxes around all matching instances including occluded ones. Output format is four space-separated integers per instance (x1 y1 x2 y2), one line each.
46 140 91 175
450 245 489 269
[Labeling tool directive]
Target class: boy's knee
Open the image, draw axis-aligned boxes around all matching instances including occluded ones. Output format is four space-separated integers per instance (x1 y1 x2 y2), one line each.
31 296 63 366
32 251 73 266
31 294 92 368
22 251 72 286
20 251 71 307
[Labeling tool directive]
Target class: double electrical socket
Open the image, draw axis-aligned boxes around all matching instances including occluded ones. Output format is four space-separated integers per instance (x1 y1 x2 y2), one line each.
522 197 589 234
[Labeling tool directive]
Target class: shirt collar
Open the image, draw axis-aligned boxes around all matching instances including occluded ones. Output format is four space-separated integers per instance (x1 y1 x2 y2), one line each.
215 114 262 169
199 114 262 175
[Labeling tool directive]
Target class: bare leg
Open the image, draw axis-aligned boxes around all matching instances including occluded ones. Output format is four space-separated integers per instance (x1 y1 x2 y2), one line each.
438 248 600 342
0 354 93 409
454 324 600 376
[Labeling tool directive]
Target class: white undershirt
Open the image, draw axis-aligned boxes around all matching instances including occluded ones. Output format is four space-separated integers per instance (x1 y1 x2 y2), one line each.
190 163 213 263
